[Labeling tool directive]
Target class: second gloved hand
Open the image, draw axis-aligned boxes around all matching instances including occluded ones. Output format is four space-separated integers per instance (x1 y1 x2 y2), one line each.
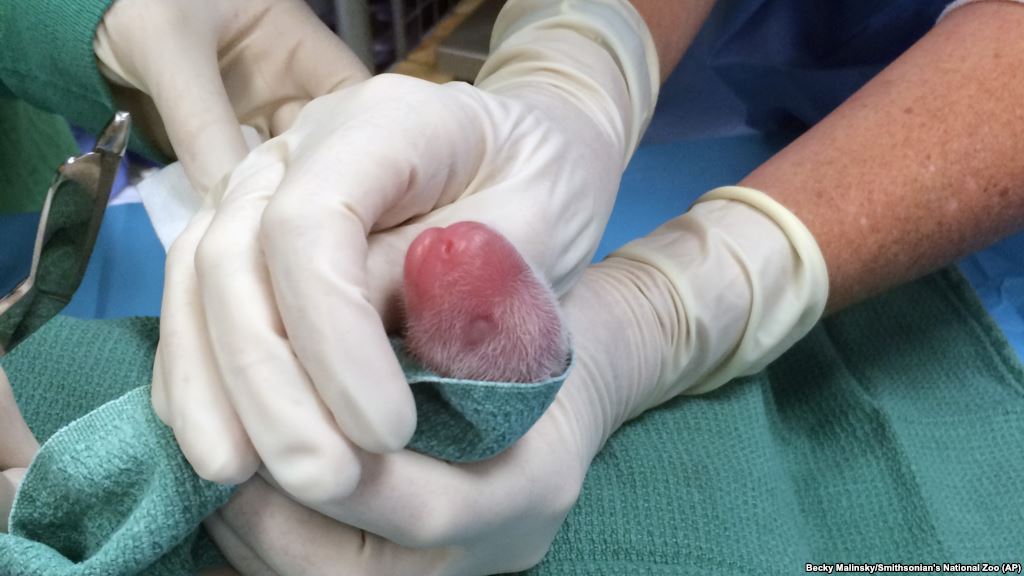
152 0 660 509
93 0 370 193
201 187 829 575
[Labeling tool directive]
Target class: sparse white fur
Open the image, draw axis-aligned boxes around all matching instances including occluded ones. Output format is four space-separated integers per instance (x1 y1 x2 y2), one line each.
404 255 569 382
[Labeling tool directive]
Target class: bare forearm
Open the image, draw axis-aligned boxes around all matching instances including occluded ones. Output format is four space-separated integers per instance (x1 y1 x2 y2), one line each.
740 2 1024 313
630 0 716 81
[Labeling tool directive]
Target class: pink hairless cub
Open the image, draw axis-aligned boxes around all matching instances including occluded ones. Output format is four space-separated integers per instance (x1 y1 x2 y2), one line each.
403 222 570 382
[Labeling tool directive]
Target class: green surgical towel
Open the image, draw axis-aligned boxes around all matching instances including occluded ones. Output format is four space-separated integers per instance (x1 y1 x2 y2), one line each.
0 324 568 574
1 387 232 575
2 269 1023 574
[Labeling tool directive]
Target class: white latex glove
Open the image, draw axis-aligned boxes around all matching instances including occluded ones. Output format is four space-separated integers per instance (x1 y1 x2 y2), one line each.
0 366 38 533
93 0 370 193
152 0 660 507
202 187 829 575
940 0 1024 20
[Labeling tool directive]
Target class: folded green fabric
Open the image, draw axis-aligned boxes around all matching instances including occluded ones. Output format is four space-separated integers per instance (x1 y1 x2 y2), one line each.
0 0 166 161
2 269 1022 575
0 318 568 574
0 318 229 575
1 387 233 576
401 339 570 462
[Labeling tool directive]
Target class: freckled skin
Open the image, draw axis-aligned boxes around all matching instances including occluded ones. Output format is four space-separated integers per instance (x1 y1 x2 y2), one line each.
403 222 568 382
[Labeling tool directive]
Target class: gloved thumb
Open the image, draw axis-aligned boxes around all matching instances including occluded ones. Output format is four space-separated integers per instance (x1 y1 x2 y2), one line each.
95 14 250 195
244 4 372 134
94 0 372 195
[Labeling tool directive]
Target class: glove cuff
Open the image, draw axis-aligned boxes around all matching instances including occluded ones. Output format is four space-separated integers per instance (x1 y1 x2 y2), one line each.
478 0 660 161
689 186 829 393
611 186 828 410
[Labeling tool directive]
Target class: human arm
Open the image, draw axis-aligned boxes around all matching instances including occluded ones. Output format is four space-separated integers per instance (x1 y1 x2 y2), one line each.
629 0 1024 301
740 0 1024 313
630 0 717 80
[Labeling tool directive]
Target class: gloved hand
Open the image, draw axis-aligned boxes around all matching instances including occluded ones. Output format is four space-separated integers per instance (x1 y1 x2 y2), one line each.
0 366 38 533
152 0 661 507
202 187 829 575
93 0 370 193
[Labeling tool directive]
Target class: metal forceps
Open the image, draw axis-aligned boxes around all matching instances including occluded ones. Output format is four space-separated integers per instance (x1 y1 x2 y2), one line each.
0 112 131 356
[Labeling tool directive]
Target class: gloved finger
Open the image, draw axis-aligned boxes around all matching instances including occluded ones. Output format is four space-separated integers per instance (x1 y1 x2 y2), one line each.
285 449 484 548
195 152 362 503
202 512 278 576
157 208 259 484
304 424 578 551
0 366 38 469
143 27 250 194
257 104 482 453
251 1 372 135
210 477 454 576
278 0 371 96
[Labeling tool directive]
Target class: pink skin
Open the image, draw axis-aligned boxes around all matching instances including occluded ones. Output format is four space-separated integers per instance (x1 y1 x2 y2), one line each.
403 222 568 382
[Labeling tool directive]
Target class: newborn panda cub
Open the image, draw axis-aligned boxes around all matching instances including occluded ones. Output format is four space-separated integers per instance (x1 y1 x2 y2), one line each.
403 222 569 382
